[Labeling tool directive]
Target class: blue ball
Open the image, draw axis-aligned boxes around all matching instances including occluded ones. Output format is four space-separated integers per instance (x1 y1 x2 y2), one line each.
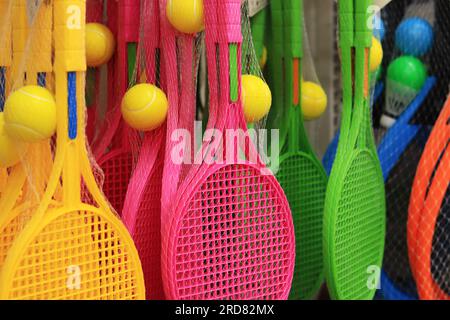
373 15 385 41
395 17 434 56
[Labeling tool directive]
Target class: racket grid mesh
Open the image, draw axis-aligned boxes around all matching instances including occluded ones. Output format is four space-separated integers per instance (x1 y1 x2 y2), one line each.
173 164 293 300
5 211 141 300
100 150 133 215
431 185 450 296
0 205 34 267
334 152 385 299
277 153 325 299
132 160 164 299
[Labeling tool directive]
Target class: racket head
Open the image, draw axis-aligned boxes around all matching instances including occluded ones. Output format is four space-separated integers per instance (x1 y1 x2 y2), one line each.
408 96 450 279
324 148 386 300
414 146 450 300
122 132 165 300
276 151 327 299
0 204 145 299
162 162 295 300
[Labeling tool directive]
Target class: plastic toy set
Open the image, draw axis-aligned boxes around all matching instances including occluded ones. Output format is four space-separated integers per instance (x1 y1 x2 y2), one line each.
0 0 448 300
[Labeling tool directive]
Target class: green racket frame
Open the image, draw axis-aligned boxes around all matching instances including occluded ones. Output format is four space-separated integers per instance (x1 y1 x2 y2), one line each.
270 0 328 299
323 0 386 300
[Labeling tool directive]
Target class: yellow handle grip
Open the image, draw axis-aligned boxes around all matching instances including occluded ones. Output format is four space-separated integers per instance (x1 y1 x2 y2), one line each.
0 0 12 67
11 0 28 73
29 0 53 73
54 0 86 72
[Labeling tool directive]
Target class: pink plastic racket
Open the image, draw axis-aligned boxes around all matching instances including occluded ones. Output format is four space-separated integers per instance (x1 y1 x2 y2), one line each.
93 0 141 215
161 0 295 300
121 0 166 300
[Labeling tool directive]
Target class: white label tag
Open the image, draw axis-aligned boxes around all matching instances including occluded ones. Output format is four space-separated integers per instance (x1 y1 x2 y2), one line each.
247 0 269 17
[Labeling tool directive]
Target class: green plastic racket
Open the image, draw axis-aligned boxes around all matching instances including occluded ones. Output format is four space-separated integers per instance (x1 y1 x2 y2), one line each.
323 0 386 300
272 0 328 300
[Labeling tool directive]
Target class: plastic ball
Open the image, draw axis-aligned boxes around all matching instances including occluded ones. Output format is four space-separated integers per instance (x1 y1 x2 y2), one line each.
370 37 383 72
166 0 204 34
86 23 115 67
241 74 272 123
4 85 57 142
0 113 27 167
121 83 168 131
259 46 268 69
301 81 327 121
387 56 427 91
395 17 434 57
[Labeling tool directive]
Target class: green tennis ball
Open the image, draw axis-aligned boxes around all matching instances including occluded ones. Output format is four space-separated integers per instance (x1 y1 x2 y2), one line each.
387 56 427 91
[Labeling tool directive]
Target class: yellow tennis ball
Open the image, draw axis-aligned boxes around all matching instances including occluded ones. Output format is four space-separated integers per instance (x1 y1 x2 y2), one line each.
370 36 383 72
121 83 168 131
166 0 204 34
241 74 272 123
301 81 327 121
0 113 27 167
86 23 115 67
4 85 57 142
259 46 268 69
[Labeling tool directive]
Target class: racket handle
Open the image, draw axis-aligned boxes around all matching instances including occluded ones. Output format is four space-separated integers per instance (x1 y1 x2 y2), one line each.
0 0 12 67
54 0 86 72
284 0 303 58
217 0 242 44
269 0 283 59
250 7 267 61
86 0 103 22
119 0 140 43
11 0 28 74
142 0 160 83
204 0 218 41
339 0 354 48
355 0 372 48
30 1 53 74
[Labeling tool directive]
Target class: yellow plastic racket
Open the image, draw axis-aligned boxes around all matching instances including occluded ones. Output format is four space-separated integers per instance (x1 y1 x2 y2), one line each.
0 0 54 268
0 0 12 193
0 0 145 299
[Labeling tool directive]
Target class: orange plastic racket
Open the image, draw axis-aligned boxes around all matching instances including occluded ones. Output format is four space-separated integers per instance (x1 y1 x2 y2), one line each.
408 94 450 299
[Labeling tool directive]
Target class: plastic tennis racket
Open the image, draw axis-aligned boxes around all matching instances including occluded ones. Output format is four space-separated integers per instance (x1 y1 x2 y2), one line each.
270 0 327 300
0 0 12 193
160 0 295 300
0 0 54 266
0 0 145 299
323 0 386 300
121 0 166 300
93 0 140 216
407 94 450 300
